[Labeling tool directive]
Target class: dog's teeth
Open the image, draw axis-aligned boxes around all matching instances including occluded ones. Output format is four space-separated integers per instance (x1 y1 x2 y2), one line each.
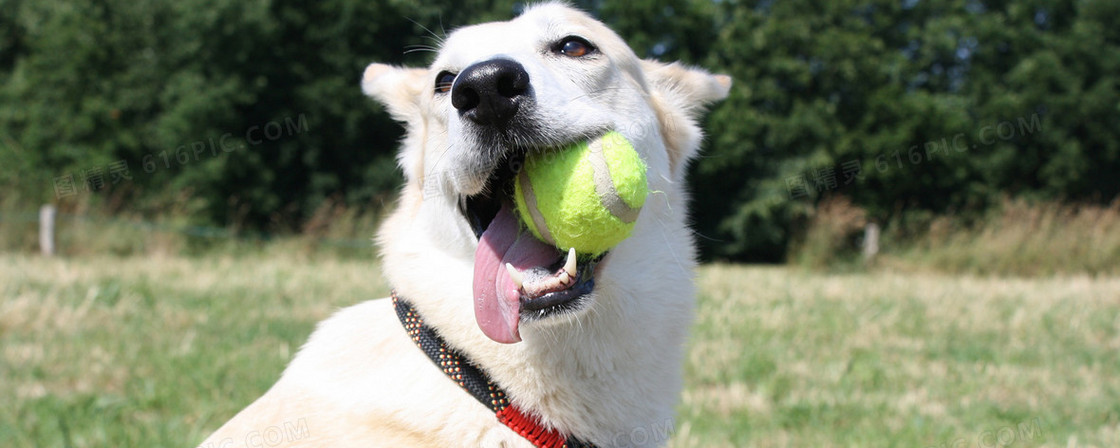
558 270 570 285
505 263 524 290
564 247 577 278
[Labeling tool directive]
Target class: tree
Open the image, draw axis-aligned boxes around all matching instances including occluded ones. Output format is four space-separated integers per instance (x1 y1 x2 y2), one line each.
2 0 1117 260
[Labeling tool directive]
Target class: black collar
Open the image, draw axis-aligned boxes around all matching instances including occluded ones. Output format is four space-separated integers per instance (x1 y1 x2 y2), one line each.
392 291 596 448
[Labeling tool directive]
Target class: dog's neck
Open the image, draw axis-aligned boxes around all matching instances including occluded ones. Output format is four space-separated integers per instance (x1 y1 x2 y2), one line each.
379 190 696 445
392 293 600 447
406 283 692 446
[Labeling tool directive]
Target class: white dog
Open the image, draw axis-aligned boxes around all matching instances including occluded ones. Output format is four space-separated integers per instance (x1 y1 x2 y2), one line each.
201 3 728 447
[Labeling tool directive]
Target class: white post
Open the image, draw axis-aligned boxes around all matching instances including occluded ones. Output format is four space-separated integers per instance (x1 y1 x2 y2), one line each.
862 222 879 262
39 204 56 256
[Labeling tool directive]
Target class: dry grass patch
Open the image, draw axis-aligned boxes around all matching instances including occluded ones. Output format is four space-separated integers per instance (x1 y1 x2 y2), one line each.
1 254 1117 447
674 265 1120 447
887 199 1120 276
0 251 386 446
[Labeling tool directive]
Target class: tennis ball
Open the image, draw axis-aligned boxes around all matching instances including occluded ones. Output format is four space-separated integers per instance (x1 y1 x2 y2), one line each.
514 131 648 257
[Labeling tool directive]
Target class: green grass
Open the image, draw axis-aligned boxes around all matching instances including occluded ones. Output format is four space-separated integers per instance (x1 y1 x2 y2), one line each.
2 252 1118 447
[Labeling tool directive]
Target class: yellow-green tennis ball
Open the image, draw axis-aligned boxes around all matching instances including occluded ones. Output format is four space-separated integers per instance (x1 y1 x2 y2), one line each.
514 131 648 257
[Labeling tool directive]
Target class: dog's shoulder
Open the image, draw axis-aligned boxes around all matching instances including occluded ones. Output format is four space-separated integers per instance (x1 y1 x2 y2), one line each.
288 298 407 372
198 299 427 446
198 298 529 447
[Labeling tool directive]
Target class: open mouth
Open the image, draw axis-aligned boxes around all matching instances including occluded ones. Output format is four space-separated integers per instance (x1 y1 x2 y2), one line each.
461 151 602 344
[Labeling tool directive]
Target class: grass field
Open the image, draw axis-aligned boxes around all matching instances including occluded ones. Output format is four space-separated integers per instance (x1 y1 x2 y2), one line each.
1 250 1118 447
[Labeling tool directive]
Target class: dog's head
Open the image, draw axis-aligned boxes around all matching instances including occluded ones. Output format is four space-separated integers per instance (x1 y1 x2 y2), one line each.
364 3 729 345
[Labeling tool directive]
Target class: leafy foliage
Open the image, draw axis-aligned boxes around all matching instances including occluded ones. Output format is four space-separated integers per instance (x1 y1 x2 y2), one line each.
677 0 1120 261
1 0 1117 260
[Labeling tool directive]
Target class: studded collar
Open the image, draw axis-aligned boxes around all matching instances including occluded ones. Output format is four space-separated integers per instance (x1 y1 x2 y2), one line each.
392 291 597 448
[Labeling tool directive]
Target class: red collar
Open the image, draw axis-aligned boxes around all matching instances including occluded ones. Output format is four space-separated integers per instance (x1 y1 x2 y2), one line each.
392 292 596 448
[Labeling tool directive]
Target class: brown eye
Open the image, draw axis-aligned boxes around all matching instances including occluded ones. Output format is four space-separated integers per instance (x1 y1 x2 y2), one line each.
434 71 456 93
556 36 595 58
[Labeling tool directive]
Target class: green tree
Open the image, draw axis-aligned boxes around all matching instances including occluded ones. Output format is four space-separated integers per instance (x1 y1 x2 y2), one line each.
2 0 1117 261
685 0 1119 261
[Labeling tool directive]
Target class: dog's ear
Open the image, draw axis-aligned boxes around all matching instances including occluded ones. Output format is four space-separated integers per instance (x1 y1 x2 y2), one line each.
641 60 731 117
362 63 428 123
363 63 430 184
640 60 731 177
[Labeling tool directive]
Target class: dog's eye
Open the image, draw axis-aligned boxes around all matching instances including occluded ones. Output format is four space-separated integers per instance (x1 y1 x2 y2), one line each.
434 71 456 93
555 36 596 58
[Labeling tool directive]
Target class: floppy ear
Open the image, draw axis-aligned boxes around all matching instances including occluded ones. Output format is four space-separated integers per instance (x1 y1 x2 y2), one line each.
362 63 429 123
640 60 731 177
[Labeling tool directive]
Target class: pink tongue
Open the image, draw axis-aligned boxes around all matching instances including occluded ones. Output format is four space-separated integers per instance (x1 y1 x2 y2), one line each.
473 204 560 343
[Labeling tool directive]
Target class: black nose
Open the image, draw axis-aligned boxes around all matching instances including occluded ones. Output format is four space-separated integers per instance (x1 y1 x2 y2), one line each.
451 59 530 127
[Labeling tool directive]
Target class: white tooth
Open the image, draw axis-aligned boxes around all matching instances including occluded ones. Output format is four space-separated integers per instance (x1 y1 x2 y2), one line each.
558 270 570 285
564 247 578 278
505 263 523 290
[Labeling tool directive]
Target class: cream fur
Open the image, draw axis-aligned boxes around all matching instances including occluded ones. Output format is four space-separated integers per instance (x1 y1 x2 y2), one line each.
200 3 728 447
